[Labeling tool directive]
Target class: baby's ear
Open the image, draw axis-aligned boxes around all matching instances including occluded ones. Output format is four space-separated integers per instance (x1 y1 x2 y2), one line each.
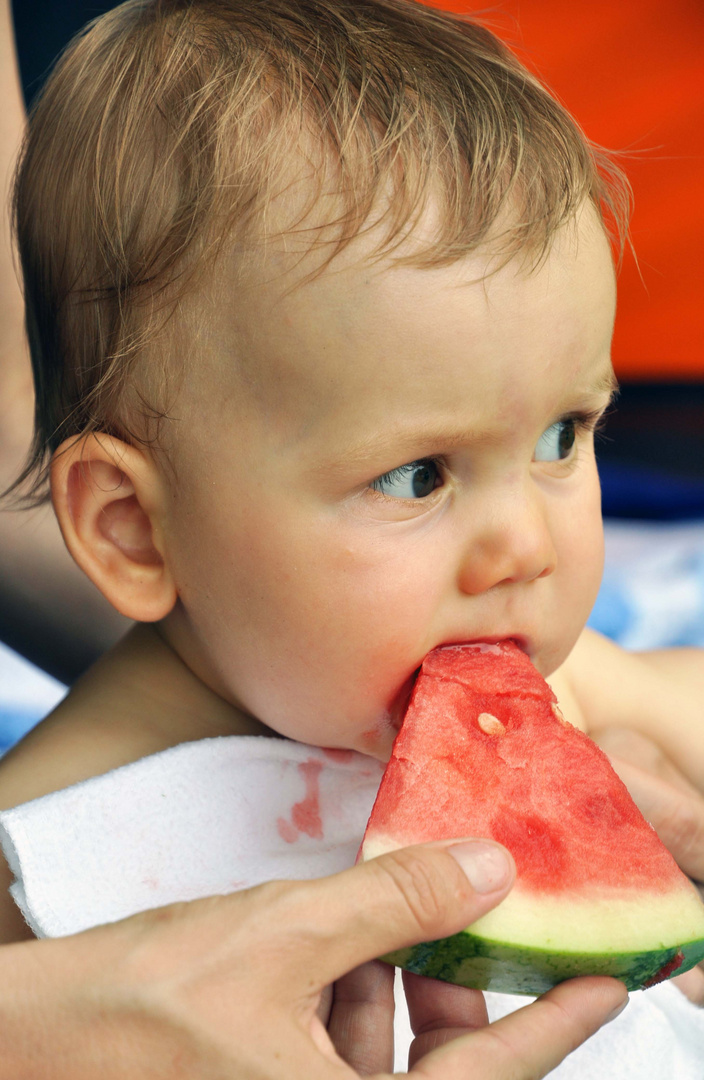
51 433 177 622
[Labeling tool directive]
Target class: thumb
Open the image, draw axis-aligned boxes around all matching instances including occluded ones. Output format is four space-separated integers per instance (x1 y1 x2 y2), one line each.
280 839 515 989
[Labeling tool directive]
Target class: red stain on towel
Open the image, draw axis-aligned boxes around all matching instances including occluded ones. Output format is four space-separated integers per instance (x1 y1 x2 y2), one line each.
322 747 354 763
277 759 324 842
276 817 298 843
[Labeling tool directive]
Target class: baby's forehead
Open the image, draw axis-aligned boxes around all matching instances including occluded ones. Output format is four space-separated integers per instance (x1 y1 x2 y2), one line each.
167 204 615 464
214 193 611 332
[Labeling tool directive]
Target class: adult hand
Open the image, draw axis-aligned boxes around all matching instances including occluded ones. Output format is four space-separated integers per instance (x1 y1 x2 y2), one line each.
594 726 704 1005
0 839 626 1079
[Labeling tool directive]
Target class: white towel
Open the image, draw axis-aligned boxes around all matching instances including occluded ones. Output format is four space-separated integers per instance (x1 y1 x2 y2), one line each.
1 734 703 1077
0 737 383 935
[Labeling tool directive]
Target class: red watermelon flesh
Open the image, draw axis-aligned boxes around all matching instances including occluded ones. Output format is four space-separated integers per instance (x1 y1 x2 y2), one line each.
361 641 704 995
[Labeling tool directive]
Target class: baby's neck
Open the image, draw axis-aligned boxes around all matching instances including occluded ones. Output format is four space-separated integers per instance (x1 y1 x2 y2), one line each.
54 622 279 762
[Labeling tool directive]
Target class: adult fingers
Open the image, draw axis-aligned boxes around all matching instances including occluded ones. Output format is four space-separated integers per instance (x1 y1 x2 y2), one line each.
403 969 489 1069
671 964 704 1007
327 840 510 1075
270 839 515 990
327 961 395 1074
406 976 628 1080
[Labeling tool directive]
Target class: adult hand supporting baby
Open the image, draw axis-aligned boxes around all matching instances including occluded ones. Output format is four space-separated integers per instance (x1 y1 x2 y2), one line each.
0 840 626 1079
594 726 704 1005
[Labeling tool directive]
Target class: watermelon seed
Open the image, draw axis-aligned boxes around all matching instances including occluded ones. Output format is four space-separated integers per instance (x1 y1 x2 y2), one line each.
477 712 506 736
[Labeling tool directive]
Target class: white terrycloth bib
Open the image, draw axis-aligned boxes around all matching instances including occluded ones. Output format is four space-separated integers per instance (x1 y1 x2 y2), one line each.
1 734 703 1076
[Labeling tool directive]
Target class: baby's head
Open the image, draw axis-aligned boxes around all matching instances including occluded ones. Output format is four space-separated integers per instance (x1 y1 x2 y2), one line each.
16 0 627 757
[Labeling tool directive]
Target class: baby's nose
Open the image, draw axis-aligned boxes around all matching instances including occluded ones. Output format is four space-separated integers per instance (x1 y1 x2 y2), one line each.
456 491 557 595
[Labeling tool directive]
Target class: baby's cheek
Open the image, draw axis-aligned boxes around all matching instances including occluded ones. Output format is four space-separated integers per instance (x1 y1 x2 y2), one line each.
560 514 604 624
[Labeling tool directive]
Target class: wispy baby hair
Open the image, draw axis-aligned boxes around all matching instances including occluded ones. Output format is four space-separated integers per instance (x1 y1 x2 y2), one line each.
13 0 630 500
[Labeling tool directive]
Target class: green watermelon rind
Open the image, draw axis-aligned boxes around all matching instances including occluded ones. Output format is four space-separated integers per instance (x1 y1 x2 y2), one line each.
381 930 704 995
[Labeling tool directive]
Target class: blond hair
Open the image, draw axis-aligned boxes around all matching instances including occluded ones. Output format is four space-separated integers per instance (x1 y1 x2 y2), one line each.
12 0 630 501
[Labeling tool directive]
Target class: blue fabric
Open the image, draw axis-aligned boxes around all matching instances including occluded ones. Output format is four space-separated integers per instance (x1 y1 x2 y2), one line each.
0 708 45 754
588 521 704 649
587 578 634 642
0 643 66 755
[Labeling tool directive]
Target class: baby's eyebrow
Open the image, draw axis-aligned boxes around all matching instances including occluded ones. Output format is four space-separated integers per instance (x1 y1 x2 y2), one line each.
312 426 487 481
563 362 618 414
588 367 619 399
315 366 619 482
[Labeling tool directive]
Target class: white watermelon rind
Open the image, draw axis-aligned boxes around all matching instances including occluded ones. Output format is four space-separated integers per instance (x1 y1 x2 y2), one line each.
363 844 704 993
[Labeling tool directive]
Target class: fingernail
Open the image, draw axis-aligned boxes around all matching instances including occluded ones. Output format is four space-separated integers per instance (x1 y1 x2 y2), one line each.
447 841 514 894
606 996 629 1024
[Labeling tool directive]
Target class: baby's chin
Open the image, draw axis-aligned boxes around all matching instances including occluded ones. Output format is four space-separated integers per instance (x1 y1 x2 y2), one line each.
313 721 396 762
286 670 419 761
358 722 399 761
531 633 582 681
353 670 421 759
301 708 398 762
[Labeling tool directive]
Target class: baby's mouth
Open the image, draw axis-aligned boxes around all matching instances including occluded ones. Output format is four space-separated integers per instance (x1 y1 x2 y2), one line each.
389 637 532 731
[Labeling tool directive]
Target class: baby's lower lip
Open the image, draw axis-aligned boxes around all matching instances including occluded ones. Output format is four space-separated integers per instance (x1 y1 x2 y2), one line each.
438 635 532 657
472 635 531 656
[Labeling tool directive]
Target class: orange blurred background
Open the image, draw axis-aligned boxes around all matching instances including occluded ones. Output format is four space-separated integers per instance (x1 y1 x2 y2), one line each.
429 0 704 381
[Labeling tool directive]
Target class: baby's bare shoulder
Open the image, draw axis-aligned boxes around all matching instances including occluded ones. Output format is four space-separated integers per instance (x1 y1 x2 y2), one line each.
0 627 189 809
0 696 146 809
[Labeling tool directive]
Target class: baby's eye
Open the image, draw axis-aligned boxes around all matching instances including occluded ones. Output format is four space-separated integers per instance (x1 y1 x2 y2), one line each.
533 419 577 462
371 459 442 499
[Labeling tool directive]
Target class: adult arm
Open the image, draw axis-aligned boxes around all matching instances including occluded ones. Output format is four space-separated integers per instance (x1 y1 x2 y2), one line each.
0 0 129 683
0 840 626 1079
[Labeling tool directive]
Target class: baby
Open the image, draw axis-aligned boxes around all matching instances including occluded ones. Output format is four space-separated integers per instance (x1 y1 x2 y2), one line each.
1 0 703 1070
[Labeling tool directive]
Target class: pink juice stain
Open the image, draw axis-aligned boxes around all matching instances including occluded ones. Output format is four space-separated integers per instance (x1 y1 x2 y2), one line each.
277 758 324 843
277 818 298 843
322 747 354 763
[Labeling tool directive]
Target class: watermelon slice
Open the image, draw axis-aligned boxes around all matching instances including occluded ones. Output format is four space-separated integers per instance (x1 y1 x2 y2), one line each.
361 641 704 995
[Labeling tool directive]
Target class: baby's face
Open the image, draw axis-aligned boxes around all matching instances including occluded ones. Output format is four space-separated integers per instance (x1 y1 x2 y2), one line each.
159 207 616 759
